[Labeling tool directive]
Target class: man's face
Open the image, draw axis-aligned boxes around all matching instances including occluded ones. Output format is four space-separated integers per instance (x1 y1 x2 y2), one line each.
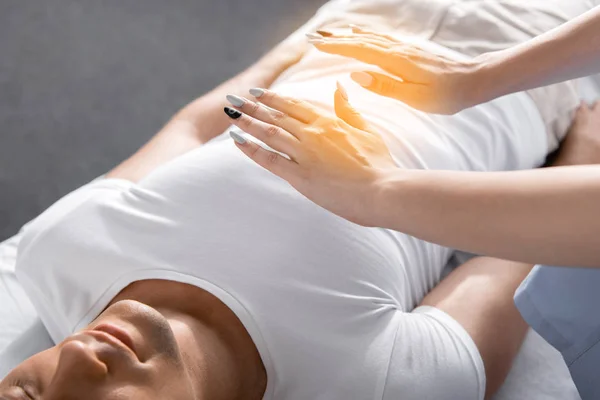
0 300 197 400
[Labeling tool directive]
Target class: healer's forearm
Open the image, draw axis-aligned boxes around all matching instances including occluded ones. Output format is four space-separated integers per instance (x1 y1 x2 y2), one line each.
374 166 600 267
475 6 600 103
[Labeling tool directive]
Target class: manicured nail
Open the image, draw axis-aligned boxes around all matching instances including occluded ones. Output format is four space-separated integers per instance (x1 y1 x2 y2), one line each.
226 94 245 107
351 71 373 87
230 131 247 144
249 88 265 98
305 33 322 40
317 29 333 37
308 39 325 45
224 106 242 119
336 81 348 100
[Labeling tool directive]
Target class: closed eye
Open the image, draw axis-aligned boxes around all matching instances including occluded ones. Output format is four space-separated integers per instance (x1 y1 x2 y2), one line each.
8 379 37 400
0 387 32 400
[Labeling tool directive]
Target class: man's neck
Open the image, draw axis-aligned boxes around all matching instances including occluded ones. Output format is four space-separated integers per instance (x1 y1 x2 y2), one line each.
109 279 267 400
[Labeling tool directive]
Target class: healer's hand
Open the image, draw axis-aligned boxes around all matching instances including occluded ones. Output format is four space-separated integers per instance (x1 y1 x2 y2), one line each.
309 25 489 115
223 84 397 226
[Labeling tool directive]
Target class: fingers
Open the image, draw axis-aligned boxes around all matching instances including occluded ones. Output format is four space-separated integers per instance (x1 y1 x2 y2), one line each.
230 131 302 185
314 25 400 45
347 25 427 51
249 88 322 124
311 39 397 71
334 81 368 131
351 71 420 104
349 25 400 44
311 35 390 48
224 107 300 159
309 28 431 78
226 94 305 135
351 70 402 92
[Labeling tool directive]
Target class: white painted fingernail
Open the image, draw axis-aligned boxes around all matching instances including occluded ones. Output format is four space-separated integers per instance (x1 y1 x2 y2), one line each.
351 71 373 87
305 33 322 40
249 88 265 98
230 131 247 145
336 81 348 100
226 94 245 107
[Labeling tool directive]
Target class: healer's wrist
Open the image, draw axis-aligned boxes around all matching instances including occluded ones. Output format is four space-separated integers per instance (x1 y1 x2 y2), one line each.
466 52 506 107
371 169 410 230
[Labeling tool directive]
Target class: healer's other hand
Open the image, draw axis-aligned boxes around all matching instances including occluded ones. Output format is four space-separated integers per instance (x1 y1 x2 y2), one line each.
309 25 489 115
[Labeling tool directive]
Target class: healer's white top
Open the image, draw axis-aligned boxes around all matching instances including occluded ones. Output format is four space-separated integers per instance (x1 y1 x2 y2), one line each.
15 1 557 399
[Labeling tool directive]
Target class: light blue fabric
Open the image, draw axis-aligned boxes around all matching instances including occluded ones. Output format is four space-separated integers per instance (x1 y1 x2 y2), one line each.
515 265 600 400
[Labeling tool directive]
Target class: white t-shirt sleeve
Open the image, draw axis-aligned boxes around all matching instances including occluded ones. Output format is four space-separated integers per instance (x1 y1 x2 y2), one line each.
383 306 486 400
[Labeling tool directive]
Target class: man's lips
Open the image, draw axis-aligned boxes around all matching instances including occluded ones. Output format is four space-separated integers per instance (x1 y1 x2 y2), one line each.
91 323 138 358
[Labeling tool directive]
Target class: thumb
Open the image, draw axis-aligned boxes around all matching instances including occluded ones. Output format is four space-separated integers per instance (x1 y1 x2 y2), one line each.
351 71 415 103
334 81 368 131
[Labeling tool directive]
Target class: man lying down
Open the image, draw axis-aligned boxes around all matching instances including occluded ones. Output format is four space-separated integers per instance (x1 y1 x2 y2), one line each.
1 0 597 399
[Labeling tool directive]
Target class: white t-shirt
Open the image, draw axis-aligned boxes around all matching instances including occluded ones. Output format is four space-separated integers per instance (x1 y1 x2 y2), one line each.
15 4 553 400
16 146 488 400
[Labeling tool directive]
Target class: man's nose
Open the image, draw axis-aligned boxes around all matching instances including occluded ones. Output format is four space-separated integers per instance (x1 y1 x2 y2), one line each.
43 341 109 399
55 340 108 380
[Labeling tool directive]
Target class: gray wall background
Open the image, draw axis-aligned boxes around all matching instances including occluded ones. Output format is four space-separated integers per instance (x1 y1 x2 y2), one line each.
0 0 327 240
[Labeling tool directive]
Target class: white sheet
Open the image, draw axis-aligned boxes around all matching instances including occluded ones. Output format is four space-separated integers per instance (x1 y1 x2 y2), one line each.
0 225 37 352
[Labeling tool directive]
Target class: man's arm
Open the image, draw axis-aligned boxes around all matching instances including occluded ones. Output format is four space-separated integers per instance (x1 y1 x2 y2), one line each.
106 38 307 182
421 257 532 399
383 257 530 399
